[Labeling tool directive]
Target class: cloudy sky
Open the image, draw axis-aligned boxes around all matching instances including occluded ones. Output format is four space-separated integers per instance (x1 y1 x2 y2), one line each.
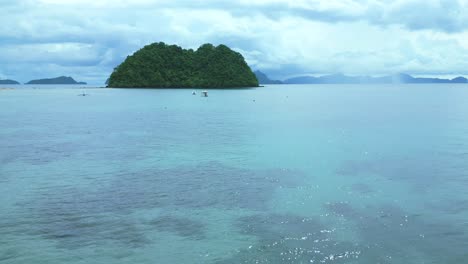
1 0 468 84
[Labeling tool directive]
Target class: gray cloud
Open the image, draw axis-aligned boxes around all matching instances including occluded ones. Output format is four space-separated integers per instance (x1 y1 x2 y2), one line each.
149 0 468 33
1 0 468 83
370 0 468 33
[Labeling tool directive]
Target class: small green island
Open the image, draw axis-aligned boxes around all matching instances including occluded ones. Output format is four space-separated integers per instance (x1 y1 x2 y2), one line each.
108 42 259 88
0 79 20 85
26 76 87 85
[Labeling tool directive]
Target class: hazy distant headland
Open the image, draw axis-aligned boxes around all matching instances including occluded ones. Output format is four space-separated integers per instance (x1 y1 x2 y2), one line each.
107 42 258 88
253 72 468 85
254 70 283 84
26 76 87 85
0 79 20 85
278 73 467 84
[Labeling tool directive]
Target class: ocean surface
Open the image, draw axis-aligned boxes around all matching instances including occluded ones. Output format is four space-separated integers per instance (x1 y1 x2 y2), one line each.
1 84 468 263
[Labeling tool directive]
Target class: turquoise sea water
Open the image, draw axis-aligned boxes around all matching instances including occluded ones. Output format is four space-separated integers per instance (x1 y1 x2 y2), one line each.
1 84 468 263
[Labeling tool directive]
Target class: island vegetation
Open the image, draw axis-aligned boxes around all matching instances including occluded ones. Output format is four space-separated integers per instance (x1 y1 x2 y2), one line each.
0 79 20 85
108 42 259 88
26 76 87 85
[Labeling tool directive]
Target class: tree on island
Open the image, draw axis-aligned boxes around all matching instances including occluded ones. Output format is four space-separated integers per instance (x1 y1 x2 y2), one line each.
108 42 259 88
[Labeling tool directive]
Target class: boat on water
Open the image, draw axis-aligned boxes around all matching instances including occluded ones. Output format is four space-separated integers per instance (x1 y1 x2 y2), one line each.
202 91 208 97
192 90 196 95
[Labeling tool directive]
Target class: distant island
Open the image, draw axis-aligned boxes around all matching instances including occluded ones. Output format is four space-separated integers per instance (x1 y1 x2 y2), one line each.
26 76 87 85
254 70 282 84
284 73 467 84
0 79 20 85
107 42 258 88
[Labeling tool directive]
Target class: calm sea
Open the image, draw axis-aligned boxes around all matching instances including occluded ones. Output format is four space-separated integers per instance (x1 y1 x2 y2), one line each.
1 84 468 263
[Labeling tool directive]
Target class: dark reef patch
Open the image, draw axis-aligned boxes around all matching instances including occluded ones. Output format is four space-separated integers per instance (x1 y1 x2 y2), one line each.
217 213 361 264
427 199 468 215
361 204 459 262
336 156 449 193
29 215 150 250
148 215 205 240
325 202 468 264
217 201 468 264
349 183 374 194
323 201 359 219
99 162 305 212
236 214 325 240
9 162 306 250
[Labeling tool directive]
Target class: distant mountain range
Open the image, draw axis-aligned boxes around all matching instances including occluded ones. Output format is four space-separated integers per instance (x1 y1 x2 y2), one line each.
254 70 282 84
284 73 468 84
0 79 20 85
26 76 87 85
6 72 468 86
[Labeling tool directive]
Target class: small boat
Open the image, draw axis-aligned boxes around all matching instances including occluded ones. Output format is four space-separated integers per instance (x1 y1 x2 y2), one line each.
78 92 88 96
202 90 208 97
192 90 196 95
